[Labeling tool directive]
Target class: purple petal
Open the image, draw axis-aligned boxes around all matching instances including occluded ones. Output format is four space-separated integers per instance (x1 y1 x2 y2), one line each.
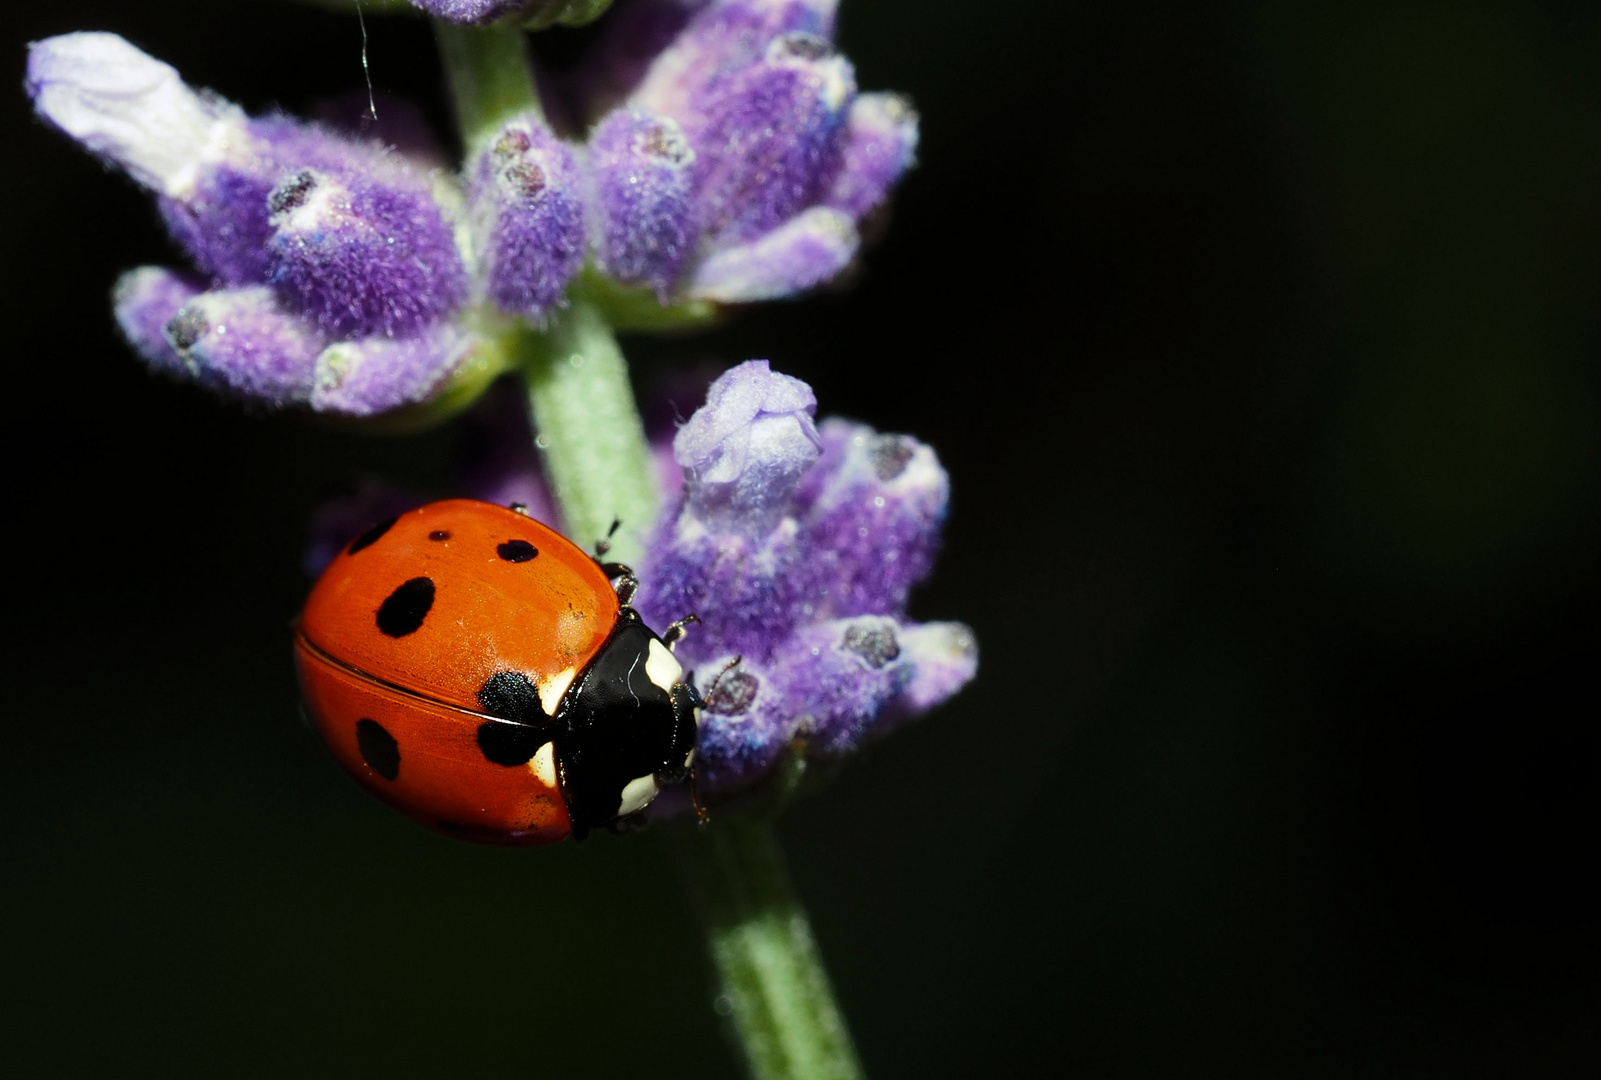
406 0 533 23
267 166 467 338
687 34 855 245
26 33 238 196
112 266 204 378
310 324 478 417
823 92 918 222
470 117 586 321
586 109 696 296
687 205 857 301
795 418 949 618
673 359 821 535
631 0 838 121
164 288 325 406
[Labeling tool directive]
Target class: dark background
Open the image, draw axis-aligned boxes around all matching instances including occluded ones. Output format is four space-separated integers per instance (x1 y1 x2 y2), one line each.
4 0 1598 1075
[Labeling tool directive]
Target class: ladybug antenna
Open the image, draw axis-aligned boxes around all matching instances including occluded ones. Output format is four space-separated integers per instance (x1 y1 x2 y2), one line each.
593 518 622 558
662 613 700 651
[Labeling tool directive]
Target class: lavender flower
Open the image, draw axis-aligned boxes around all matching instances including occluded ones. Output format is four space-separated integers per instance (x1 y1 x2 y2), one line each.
579 0 919 306
27 33 486 417
469 117 586 320
634 360 976 800
407 0 616 28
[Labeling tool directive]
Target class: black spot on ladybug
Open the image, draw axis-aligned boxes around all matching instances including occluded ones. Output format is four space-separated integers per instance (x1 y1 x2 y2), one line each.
869 434 916 481
477 670 543 723
476 720 547 767
428 530 451 542
376 577 434 637
355 718 400 780
842 623 900 668
347 516 397 555
498 539 539 562
707 669 760 715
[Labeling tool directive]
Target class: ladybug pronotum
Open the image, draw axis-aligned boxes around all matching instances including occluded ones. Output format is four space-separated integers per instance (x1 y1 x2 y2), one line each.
295 499 700 844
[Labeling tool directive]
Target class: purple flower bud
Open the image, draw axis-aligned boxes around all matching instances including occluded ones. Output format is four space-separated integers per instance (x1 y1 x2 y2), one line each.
672 614 977 799
891 621 980 718
823 92 918 221
310 325 478 417
631 0 837 122
673 359 821 535
406 0 531 23
164 288 325 406
687 205 856 302
408 0 616 27
795 418 949 618
112 267 204 378
469 117 585 321
587 109 696 297
267 166 467 338
689 34 855 245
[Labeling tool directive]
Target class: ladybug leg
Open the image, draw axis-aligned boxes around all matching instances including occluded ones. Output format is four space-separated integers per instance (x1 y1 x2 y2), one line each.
690 766 709 826
598 562 638 605
662 613 700 650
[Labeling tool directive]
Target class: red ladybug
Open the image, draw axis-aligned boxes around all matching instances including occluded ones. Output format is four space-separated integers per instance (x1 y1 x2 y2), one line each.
295 499 700 844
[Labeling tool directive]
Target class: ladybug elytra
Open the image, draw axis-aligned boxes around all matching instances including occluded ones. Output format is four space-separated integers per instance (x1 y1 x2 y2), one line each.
295 499 700 844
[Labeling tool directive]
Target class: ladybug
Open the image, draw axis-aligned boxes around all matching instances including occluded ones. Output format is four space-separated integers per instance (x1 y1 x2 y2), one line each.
295 499 701 844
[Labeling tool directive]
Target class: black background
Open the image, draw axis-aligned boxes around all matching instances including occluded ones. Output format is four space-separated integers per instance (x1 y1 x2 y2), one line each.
3 0 1598 1075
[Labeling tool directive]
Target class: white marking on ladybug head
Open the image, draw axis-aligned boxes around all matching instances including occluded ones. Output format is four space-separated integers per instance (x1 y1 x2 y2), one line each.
539 665 576 715
529 741 557 788
617 773 659 818
645 638 683 692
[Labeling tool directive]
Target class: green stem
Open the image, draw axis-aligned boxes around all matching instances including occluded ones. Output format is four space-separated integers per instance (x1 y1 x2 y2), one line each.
433 21 862 1079
434 18 542 154
520 299 659 565
672 819 866 1080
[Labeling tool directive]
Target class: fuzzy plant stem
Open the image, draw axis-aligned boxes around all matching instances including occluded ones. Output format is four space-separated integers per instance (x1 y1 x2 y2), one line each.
673 818 867 1080
520 302 659 565
434 18 542 154
435 20 863 1077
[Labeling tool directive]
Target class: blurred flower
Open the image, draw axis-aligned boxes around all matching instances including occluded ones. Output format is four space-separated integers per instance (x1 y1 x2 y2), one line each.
633 360 975 799
407 0 616 28
27 32 515 417
577 0 919 304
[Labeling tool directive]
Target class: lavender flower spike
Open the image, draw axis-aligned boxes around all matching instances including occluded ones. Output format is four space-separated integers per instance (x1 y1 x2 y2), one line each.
573 1 917 307
469 116 585 321
634 360 975 801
